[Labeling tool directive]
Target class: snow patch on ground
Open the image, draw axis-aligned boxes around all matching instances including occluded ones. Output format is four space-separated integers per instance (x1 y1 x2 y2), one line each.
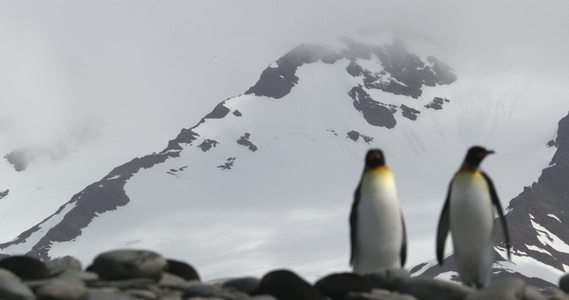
530 214 569 253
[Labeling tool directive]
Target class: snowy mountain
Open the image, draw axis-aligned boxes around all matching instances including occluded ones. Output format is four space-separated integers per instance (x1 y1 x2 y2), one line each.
2 36 569 283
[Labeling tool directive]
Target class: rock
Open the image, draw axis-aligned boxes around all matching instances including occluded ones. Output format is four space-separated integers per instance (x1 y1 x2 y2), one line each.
254 269 326 300
84 289 139 300
464 277 526 300
363 268 411 291
0 255 50 280
222 277 260 294
0 268 20 281
45 256 82 277
166 259 200 281
0 248 562 300
248 296 278 300
123 288 157 299
524 286 547 300
158 272 187 287
541 287 569 300
0 280 35 300
399 277 473 300
315 272 371 300
560 274 569 293
90 249 167 281
346 289 417 300
181 284 249 300
57 271 99 282
35 279 88 300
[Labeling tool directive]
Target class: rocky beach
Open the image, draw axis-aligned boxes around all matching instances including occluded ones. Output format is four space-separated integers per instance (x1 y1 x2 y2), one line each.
0 249 569 300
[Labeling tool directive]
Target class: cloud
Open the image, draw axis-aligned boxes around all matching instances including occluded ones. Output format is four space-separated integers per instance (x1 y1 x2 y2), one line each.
2 1 568 153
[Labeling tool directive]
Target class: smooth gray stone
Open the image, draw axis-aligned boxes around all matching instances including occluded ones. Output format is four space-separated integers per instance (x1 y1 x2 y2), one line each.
0 268 20 281
363 268 411 291
523 286 546 300
247 296 277 300
90 249 167 281
57 271 99 282
124 288 157 299
255 269 327 300
315 272 371 300
346 290 417 300
36 279 87 300
158 272 187 287
0 280 35 300
464 277 526 300
399 277 473 300
0 256 49 280
182 284 249 300
84 290 139 300
45 256 82 277
165 259 200 281
24 278 83 292
560 274 569 293
541 287 569 300
223 277 260 294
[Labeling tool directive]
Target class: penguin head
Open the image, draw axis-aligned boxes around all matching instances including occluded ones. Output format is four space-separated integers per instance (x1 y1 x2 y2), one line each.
463 146 494 168
364 149 386 169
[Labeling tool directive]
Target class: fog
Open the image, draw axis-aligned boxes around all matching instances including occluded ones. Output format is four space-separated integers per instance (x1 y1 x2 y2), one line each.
2 1 569 156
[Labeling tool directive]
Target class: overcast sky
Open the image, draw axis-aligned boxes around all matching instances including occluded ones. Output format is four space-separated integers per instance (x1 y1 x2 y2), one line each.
2 1 569 157
2 1 569 278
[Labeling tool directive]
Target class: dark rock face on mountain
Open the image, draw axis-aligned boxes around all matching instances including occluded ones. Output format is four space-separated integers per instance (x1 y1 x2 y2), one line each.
349 86 397 128
401 104 421 120
495 111 569 270
217 157 236 170
0 152 173 261
0 190 8 200
246 44 336 99
344 39 456 99
0 121 205 260
197 139 219 152
415 111 569 289
425 97 450 110
246 39 456 130
237 133 258 152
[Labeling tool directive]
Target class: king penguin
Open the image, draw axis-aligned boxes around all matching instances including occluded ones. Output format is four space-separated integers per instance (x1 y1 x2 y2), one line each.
350 149 407 274
436 146 511 288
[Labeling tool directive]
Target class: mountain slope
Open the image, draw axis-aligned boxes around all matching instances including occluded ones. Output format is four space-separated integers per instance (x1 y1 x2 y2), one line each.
1 37 569 282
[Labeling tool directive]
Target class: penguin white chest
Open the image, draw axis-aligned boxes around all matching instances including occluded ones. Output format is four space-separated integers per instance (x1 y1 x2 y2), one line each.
449 172 494 245
449 171 495 285
354 168 402 273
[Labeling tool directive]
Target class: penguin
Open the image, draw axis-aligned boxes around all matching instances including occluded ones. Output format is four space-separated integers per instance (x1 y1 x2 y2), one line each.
350 149 407 274
436 146 511 288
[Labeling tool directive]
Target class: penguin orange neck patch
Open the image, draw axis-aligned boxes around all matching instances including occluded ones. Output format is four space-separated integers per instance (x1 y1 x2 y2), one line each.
459 166 478 174
369 165 390 172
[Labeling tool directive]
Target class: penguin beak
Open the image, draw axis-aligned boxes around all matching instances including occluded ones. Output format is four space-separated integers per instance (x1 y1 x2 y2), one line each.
479 150 495 158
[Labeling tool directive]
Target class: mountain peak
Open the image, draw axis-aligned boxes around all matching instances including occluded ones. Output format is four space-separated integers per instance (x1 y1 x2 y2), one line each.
246 39 456 101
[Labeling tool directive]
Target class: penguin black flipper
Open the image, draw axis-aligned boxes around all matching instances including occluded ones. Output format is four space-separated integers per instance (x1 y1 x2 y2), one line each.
400 214 407 267
481 172 512 260
349 184 361 266
436 182 452 265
